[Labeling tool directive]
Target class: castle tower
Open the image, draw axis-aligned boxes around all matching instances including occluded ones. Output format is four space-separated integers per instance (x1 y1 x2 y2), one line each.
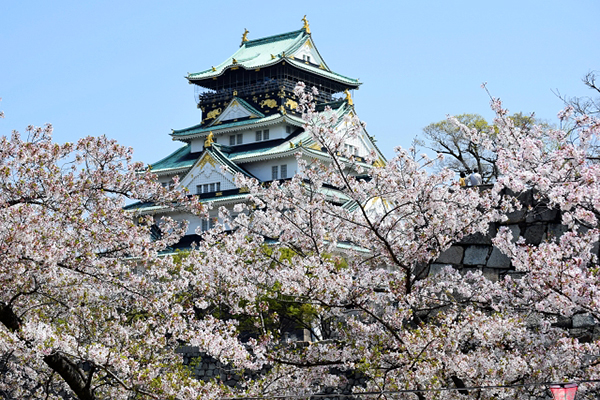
131 19 385 247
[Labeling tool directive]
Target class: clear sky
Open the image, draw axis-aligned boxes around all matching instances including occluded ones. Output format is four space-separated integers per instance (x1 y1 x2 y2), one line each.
1 0 599 163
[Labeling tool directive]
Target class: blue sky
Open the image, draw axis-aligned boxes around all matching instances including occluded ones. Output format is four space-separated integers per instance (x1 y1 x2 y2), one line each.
1 1 599 163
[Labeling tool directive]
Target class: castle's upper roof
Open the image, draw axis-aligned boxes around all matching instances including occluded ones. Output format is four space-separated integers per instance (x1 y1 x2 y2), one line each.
186 28 360 88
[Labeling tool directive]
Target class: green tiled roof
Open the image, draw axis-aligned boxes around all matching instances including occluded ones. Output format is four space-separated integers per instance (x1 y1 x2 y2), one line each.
166 100 384 168
208 145 257 179
187 29 359 87
171 114 284 138
285 58 360 87
124 192 251 213
150 144 197 174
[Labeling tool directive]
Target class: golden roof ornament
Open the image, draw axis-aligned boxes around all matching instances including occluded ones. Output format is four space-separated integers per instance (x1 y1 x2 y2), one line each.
344 89 353 106
232 58 238 64
241 28 249 45
302 15 311 34
204 131 215 148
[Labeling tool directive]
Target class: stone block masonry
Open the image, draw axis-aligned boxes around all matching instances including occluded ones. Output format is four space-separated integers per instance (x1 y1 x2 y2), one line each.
429 187 600 282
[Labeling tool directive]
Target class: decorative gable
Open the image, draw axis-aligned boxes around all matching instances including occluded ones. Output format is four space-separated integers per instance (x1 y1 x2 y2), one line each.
291 39 326 69
212 98 263 125
179 152 237 194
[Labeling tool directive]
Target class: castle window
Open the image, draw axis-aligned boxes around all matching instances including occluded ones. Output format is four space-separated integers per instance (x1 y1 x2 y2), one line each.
229 135 235 146
201 217 216 232
345 144 359 156
280 164 287 179
237 134 243 145
255 130 269 141
271 165 278 180
197 182 220 194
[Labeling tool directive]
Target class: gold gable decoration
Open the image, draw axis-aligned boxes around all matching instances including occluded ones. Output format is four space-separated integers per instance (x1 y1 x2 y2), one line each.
198 153 216 170
373 158 385 168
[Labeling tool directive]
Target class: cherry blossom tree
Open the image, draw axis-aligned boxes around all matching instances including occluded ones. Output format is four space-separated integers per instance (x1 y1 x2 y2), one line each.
0 122 235 399
3 82 600 400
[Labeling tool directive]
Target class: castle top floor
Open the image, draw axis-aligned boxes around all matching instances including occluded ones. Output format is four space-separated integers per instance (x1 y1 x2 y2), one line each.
186 21 360 109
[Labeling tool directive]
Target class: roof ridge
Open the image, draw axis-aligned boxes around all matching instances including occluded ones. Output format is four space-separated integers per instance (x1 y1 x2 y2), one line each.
244 29 305 48
172 122 202 135
208 145 257 179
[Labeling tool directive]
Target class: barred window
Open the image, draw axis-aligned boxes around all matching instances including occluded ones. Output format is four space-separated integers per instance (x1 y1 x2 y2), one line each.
263 129 269 140
280 164 287 179
197 182 220 194
237 134 243 145
256 130 262 141
271 165 278 180
229 135 236 146
201 217 216 231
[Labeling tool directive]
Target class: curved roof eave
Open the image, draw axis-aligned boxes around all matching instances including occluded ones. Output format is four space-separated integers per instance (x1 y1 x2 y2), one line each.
187 57 285 83
188 58 360 88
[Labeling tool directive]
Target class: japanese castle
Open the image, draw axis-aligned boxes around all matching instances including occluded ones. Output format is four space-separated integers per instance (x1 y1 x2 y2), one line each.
139 18 385 247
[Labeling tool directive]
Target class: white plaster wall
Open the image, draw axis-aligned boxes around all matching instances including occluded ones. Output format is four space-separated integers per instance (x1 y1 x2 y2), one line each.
164 205 241 235
190 122 298 151
158 176 174 186
244 157 298 181
335 125 371 157
260 124 287 140
223 123 294 147
191 138 204 153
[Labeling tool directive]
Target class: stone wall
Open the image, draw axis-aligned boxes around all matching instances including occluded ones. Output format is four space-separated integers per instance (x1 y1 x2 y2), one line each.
429 188 598 281
429 187 599 341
